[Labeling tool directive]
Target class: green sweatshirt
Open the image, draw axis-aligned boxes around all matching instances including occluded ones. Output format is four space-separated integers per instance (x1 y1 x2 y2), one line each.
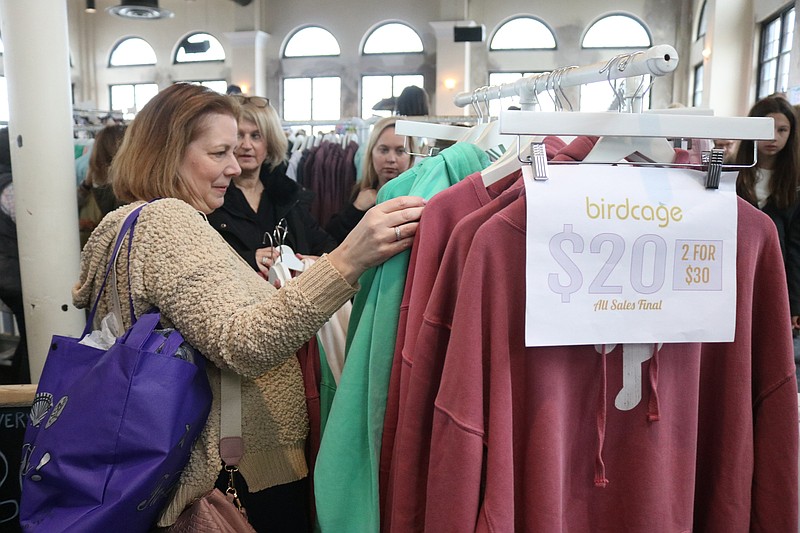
314 143 489 532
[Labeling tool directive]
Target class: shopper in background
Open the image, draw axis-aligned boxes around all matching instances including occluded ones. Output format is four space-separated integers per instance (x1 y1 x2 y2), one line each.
395 85 430 116
326 116 415 244
206 95 336 273
77 123 127 248
0 127 30 385
73 83 424 531
735 94 800 379
226 84 243 95
713 138 739 164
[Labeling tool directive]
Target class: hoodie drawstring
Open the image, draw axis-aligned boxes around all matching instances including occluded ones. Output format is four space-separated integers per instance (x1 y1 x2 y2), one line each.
647 343 662 422
594 344 609 488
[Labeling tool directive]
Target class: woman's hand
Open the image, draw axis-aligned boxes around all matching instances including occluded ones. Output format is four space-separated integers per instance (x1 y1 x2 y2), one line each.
353 188 378 211
255 246 281 274
327 195 426 285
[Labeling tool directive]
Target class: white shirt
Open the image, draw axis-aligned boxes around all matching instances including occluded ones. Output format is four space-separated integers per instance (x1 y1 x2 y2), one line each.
754 167 772 209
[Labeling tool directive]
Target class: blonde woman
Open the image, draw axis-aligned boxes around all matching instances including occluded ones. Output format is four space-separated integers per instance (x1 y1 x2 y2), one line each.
326 116 415 244
206 95 337 273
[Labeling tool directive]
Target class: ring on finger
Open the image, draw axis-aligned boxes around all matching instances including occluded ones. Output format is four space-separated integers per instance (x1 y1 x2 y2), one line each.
394 226 402 241
261 256 269 265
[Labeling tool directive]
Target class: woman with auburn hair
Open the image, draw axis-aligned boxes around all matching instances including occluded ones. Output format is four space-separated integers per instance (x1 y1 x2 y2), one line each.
75 83 425 531
77 123 127 248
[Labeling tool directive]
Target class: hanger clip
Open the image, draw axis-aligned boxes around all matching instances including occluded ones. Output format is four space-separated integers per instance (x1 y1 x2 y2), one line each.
530 141 549 181
704 148 724 189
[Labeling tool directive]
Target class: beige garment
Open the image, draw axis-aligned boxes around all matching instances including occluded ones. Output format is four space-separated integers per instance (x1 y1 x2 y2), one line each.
73 198 357 526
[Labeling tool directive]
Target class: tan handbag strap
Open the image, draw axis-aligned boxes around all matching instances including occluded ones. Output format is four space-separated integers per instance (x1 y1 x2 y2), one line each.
219 369 244 466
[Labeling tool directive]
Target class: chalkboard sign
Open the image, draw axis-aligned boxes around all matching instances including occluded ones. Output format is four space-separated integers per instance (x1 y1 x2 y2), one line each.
0 385 35 532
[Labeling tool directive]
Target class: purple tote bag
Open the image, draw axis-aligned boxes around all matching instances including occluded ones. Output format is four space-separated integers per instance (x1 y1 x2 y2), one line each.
19 203 212 532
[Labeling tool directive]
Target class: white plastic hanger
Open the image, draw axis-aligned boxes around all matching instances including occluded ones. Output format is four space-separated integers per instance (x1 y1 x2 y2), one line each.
479 135 543 186
499 111 774 147
394 120 468 141
583 73 676 163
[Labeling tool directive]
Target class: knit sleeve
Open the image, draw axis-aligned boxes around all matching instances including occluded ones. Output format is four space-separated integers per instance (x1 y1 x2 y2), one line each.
131 199 357 379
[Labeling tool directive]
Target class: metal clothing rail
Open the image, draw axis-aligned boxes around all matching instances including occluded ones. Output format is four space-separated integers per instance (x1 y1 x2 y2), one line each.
454 44 679 110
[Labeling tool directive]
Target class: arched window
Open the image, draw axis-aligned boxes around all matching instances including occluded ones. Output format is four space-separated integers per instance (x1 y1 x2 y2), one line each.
696 1 708 41
109 37 157 66
490 16 556 50
174 32 225 63
581 14 651 48
283 26 340 57
362 22 423 54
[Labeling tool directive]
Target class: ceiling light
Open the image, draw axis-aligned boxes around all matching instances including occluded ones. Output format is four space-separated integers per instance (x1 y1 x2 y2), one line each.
107 0 174 20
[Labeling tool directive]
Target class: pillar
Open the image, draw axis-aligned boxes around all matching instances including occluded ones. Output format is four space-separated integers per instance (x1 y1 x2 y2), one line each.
0 0 87 382
224 30 270 97
429 20 478 116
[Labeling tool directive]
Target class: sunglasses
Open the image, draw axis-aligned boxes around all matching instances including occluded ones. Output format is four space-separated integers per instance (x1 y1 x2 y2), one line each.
230 95 270 108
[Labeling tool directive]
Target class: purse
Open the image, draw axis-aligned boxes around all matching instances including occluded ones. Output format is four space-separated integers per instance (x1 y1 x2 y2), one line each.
167 487 254 533
169 370 255 533
19 202 213 532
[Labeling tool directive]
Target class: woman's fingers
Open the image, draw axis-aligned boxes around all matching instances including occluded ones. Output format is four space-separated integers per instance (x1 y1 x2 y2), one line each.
255 246 280 272
327 196 426 285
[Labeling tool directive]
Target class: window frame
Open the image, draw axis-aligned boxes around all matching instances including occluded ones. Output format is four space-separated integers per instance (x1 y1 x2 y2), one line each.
361 22 424 55
696 1 708 41
173 32 225 64
489 16 557 51
580 13 652 49
108 36 157 67
756 4 795 100
283 25 341 58
360 73 425 119
109 82 159 119
281 75 342 134
693 63 704 108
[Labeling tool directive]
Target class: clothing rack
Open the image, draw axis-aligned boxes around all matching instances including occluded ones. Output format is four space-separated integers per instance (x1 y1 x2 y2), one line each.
284 117 377 145
454 44 678 110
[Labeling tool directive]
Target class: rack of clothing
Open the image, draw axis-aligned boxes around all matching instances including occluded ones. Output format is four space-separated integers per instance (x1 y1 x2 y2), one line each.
282 118 369 228
312 45 799 533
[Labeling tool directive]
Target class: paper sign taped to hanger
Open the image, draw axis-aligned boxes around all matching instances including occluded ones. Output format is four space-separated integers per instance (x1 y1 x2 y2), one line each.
523 165 737 346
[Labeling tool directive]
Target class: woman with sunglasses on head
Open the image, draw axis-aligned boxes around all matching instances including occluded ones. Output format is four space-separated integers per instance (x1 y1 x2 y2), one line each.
207 95 337 274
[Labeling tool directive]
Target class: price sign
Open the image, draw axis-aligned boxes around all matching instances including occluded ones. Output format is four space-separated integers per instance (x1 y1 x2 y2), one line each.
523 165 737 346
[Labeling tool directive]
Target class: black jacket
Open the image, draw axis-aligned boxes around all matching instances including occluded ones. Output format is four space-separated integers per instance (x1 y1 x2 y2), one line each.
761 199 800 316
207 162 337 271
325 202 367 245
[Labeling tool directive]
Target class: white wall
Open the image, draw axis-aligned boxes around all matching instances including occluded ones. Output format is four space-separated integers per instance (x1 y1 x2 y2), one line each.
46 0 800 118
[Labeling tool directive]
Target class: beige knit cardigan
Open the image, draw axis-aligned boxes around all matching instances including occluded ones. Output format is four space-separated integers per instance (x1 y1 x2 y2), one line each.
72 198 357 526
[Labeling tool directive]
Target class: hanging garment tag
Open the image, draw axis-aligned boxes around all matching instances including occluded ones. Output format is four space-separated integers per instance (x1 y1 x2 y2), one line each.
522 164 737 346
